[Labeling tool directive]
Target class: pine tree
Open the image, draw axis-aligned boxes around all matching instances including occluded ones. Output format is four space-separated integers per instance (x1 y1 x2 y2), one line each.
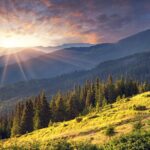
102 97 107 108
67 93 80 119
11 103 24 136
50 96 57 121
125 79 138 97
115 77 126 97
20 100 34 134
105 75 116 103
33 96 42 130
40 91 51 127
54 92 66 121
34 91 50 129
95 78 101 109
85 89 92 107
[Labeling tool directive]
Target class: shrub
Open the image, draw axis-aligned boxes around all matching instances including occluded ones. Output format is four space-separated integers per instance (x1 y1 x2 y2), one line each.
133 105 147 111
133 121 143 132
63 123 68 127
124 98 130 102
76 117 82 123
116 96 121 102
144 94 150 98
105 126 115 137
88 115 99 120
102 132 150 150
104 104 113 110
46 139 73 150
53 122 59 127
73 142 100 150
49 120 53 126
146 120 150 125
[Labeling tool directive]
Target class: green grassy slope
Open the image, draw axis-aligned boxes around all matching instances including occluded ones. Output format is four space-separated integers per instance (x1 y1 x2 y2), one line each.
1 92 150 149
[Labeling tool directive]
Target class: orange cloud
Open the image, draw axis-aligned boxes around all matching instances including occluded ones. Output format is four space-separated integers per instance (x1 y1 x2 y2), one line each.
83 33 101 44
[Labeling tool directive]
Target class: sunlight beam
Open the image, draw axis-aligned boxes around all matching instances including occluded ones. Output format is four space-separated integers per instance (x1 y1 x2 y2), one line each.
14 54 27 81
1 55 10 85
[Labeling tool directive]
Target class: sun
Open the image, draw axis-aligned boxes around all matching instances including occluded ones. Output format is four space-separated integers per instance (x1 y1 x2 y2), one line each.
0 35 42 48
1 38 21 48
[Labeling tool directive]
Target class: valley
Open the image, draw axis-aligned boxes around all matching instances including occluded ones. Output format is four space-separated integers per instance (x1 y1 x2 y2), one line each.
0 1 149 149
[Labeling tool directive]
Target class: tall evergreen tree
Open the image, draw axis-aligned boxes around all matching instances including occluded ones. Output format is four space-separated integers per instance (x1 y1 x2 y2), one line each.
105 75 116 103
40 91 51 127
54 92 66 121
34 91 50 129
20 100 34 134
11 103 24 136
67 93 80 119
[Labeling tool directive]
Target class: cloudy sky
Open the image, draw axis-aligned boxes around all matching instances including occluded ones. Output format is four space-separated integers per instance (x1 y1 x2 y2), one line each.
0 0 149 47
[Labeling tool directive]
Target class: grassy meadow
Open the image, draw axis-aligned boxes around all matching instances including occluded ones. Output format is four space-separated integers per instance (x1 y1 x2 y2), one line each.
1 92 150 149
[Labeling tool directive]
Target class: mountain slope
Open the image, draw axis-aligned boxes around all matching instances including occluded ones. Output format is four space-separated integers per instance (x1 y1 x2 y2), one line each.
0 51 149 102
0 48 45 67
0 52 82 84
49 29 150 68
37 43 93 53
0 29 150 84
2 92 150 149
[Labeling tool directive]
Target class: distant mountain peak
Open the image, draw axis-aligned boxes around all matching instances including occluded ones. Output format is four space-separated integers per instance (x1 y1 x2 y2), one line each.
118 28 150 43
59 43 93 47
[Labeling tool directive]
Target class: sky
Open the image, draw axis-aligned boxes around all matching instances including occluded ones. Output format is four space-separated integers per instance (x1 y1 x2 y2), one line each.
0 0 149 47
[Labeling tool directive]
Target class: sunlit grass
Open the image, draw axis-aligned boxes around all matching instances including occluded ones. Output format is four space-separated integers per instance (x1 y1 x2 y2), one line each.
1 92 150 149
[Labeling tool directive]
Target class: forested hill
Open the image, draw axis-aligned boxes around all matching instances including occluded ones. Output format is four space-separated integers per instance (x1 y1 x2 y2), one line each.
1 91 150 149
0 76 150 139
0 51 150 101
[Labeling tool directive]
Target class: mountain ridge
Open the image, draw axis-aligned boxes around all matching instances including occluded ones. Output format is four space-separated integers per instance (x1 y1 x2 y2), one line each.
0 51 150 102
0 29 149 84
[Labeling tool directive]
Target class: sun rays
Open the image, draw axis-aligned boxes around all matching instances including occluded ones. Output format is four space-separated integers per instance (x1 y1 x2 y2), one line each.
1 53 10 85
0 46 95 85
14 54 27 81
0 51 28 85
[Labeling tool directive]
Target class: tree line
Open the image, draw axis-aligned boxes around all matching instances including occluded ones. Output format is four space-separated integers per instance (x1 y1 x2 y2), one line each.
0 76 150 139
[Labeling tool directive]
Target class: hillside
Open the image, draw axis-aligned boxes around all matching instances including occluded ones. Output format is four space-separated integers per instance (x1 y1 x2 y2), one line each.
37 43 93 53
1 92 150 149
0 29 150 84
0 53 82 84
0 48 45 67
0 51 150 102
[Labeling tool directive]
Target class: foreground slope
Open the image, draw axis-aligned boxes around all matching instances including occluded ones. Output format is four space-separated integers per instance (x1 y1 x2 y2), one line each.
2 92 150 149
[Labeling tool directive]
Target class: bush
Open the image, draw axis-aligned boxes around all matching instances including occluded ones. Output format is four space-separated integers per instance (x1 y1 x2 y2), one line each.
103 104 113 110
133 121 143 132
146 120 150 125
105 126 115 137
116 96 121 102
133 105 147 111
49 120 53 126
144 94 150 98
45 139 100 150
76 117 82 123
63 123 68 127
124 98 130 102
73 142 100 150
45 139 73 150
88 115 99 120
102 132 150 150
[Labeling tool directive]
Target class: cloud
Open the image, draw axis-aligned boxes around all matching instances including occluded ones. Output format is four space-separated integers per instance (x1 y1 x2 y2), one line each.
0 0 149 46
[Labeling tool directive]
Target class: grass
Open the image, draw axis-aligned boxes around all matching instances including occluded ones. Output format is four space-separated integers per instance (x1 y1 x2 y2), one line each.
1 92 150 149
